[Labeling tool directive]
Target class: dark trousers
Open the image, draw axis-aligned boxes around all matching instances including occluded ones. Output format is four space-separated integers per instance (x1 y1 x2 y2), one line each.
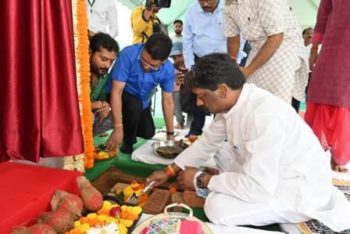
291 97 300 113
122 92 155 146
187 54 206 136
305 72 312 97
188 99 206 136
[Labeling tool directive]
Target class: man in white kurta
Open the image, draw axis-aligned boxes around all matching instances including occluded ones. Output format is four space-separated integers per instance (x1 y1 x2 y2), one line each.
147 53 350 232
86 0 119 38
224 0 308 105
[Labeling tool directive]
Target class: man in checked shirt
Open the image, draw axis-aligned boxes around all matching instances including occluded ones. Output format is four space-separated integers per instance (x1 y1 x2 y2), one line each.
224 0 308 112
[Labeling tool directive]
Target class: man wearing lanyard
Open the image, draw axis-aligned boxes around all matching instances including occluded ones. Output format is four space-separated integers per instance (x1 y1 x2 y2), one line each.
105 33 175 154
86 0 119 38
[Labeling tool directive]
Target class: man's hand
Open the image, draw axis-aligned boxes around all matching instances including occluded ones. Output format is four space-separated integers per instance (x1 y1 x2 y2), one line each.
97 111 110 126
97 103 111 126
162 92 174 141
240 67 252 78
96 101 110 113
167 134 175 141
105 127 123 151
143 5 157 21
242 33 283 77
146 170 170 188
205 167 219 175
309 48 318 71
177 167 198 191
175 71 185 85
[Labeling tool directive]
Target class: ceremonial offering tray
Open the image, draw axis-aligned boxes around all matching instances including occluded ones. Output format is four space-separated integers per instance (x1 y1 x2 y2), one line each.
132 203 212 234
94 144 117 161
68 198 143 234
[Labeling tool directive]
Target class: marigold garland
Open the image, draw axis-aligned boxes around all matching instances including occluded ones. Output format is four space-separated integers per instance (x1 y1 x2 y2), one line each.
72 0 95 168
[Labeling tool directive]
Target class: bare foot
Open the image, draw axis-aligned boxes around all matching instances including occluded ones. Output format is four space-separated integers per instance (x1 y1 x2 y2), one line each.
331 159 348 173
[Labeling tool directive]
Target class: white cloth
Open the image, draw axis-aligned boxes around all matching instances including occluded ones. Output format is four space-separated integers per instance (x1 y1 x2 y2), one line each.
131 140 174 165
86 0 119 38
132 139 216 167
131 129 187 165
305 44 312 72
224 0 308 102
174 84 350 232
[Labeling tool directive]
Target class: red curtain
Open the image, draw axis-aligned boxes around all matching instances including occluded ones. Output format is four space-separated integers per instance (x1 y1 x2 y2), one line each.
0 0 84 162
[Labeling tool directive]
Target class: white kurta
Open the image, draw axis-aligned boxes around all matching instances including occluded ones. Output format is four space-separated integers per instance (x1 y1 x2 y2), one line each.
223 0 308 102
86 0 119 38
174 84 350 232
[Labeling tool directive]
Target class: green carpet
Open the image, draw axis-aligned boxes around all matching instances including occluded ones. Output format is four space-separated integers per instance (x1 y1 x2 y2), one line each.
85 117 166 181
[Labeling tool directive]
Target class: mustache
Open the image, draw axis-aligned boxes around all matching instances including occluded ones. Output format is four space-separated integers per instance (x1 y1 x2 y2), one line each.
197 105 208 112
202 7 212 11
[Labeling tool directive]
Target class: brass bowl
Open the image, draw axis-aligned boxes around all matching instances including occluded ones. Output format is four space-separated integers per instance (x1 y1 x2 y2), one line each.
152 140 187 159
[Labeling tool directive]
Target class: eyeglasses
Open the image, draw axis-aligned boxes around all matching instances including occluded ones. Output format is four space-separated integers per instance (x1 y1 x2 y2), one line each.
140 54 161 71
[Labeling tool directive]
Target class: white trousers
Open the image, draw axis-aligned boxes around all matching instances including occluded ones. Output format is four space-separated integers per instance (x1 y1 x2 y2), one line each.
206 143 310 226
204 192 309 226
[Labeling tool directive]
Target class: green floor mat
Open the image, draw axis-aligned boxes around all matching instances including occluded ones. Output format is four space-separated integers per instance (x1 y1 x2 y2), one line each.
85 117 166 181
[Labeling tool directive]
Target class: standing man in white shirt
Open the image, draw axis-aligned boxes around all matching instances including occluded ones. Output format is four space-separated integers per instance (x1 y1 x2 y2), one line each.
147 53 350 233
292 27 314 111
171 19 183 44
86 0 119 38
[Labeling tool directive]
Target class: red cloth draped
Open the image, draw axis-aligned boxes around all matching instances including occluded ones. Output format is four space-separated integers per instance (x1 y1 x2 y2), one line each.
305 102 350 165
0 162 82 232
0 0 84 162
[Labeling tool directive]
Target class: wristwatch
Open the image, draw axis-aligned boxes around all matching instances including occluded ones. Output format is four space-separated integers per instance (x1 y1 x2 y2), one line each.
166 131 174 136
196 172 206 189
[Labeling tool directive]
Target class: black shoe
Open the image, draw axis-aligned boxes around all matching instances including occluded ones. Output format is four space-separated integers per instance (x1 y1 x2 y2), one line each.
120 143 133 154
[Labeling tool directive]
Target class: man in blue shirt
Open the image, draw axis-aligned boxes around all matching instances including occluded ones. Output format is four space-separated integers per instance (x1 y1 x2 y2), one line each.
183 0 227 137
105 33 175 154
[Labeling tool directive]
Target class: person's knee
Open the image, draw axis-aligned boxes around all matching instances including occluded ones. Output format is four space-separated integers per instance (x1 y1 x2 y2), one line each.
123 102 142 116
204 193 224 223
141 125 155 139
122 93 143 116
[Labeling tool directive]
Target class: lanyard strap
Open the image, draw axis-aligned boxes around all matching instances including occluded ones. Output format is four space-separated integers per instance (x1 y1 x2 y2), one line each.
87 0 96 13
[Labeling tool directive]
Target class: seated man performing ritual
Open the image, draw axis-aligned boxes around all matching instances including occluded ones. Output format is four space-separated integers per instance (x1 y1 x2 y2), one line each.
105 33 175 154
90 33 119 136
147 53 350 232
